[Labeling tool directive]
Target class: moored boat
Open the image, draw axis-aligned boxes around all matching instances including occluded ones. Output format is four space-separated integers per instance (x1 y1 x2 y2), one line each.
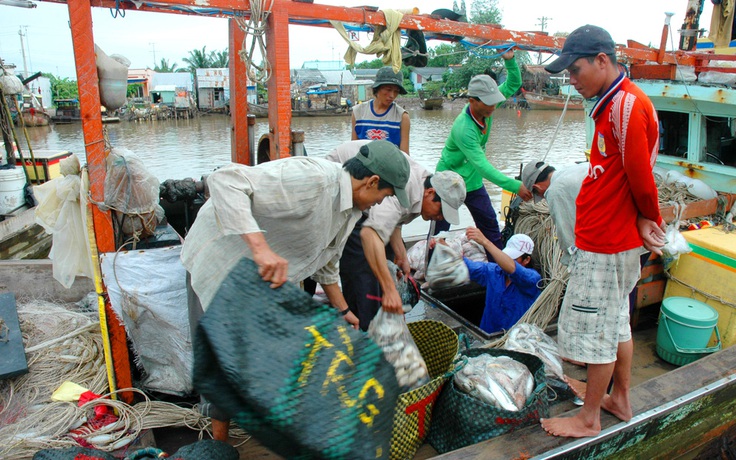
521 88 584 110
418 90 444 110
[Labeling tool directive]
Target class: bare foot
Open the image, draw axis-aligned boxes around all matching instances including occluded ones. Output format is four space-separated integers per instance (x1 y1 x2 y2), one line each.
601 394 632 422
564 376 587 401
540 414 601 438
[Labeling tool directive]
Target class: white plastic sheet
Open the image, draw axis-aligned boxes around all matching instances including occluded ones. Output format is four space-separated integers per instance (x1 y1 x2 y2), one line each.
33 155 94 288
100 245 192 395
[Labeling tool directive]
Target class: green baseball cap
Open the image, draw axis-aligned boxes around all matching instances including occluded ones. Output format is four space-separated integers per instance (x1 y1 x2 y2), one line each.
356 140 411 208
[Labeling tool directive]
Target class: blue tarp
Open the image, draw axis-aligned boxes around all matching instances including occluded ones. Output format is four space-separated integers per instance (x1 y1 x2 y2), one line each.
305 89 338 95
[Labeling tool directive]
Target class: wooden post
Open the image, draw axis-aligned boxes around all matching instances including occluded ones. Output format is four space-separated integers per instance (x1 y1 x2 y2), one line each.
67 0 133 403
657 12 674 64
265 1 292 159
229 18 251 165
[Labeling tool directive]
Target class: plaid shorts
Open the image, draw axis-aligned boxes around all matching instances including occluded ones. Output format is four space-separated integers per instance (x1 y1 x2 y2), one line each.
557 247 643 364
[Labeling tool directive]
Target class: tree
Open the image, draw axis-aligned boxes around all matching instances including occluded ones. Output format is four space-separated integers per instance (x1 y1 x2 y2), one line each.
154 58 179 73
469 0 501 25
211 50 229 68
43 73 78 101
427 43 465 68
354 59 384 69
127 83 143 98
183 47 212 72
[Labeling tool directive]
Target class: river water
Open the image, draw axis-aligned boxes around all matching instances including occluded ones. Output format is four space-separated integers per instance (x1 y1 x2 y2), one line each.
18 105 589 236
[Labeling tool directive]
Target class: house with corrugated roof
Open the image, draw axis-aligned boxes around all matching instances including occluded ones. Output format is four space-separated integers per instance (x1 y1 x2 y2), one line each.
127 68 156 97
195 68 229 110
151 72 193 106
410 67 447 90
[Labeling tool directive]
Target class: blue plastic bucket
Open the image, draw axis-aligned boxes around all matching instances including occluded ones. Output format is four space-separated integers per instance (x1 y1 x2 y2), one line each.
656 297 721 366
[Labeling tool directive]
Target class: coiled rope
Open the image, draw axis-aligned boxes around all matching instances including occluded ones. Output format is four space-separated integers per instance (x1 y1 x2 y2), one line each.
0 299 249 460
484 200 567 349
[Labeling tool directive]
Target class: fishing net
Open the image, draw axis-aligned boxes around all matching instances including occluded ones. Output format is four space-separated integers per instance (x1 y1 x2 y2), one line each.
31 447 116 460
426 348 549 454
389 320 458 460
103 148 162 244
193 257 400 460
32 439 238 460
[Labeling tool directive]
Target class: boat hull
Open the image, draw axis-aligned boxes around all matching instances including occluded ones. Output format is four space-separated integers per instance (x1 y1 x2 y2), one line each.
523 90 584 110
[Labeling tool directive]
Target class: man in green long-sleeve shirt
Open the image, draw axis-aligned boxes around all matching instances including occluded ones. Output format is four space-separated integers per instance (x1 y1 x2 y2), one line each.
435 50 532 258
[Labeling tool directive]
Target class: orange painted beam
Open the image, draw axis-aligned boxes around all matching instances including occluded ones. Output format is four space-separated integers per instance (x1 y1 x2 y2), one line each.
67 0 133 403
229 19 251 165
265 3 292 159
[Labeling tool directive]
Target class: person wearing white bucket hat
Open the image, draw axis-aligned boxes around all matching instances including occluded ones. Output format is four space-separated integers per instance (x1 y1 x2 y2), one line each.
462 229 542 335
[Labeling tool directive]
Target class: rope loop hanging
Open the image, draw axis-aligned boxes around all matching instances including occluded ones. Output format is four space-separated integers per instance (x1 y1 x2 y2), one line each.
235 0 274 85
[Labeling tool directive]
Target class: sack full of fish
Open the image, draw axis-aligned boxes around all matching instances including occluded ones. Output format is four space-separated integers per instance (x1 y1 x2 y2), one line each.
426 348 549 453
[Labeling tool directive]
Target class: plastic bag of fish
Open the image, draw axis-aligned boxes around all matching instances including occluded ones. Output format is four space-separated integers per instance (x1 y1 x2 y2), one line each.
425 238 469 290
387 260 421 311
504 323 564 381
454 354 534 412
368 309 430 390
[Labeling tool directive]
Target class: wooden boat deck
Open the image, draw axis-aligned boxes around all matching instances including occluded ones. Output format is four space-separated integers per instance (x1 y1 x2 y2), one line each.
148 304 697 460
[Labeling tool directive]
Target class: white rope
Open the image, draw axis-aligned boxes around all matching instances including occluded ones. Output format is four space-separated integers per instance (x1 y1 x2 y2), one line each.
0 300 250 459
235 0 274 85
483 201 567 349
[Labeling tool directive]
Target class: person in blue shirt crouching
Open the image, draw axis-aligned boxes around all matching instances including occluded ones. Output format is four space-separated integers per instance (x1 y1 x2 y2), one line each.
464 228 542 334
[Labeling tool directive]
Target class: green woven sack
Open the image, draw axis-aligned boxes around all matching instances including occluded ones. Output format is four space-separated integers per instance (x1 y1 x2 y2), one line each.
193 257 400 460
389 320 458 460
32 448 116 460
426 348 549 454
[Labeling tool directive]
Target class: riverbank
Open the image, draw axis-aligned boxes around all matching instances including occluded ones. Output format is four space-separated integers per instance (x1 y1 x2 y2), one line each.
395 96 468 111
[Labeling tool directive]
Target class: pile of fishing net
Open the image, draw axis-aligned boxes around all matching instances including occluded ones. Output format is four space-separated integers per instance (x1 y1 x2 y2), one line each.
0 298 247 459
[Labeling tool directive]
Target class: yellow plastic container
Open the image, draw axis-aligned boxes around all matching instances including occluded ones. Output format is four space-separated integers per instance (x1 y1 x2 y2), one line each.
663 226 736 348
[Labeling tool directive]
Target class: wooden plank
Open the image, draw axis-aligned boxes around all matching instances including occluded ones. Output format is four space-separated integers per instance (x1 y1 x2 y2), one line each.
660 193 736 223
0 292 29 379
229 19 251 165
431 345 736 459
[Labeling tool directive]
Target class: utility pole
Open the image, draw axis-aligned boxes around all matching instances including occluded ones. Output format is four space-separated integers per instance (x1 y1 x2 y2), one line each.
535 17 552 64
18 26 30 78
149 42 157 68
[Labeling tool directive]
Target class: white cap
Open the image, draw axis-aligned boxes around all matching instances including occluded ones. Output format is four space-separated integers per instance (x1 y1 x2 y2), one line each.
503 234 535 259
430 171 466 225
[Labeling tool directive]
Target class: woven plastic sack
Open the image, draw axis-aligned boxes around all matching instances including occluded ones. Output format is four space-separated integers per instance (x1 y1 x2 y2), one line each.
124 440 238 460
32 447 116 460
389 320 458 460
426 348 549 454
193 257 400 460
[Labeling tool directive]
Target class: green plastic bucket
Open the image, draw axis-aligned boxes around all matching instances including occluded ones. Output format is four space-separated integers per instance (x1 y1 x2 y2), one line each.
656 297 721 366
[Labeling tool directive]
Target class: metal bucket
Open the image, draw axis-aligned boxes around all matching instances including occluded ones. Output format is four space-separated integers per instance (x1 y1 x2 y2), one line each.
656 296 721 366
0 167 26 215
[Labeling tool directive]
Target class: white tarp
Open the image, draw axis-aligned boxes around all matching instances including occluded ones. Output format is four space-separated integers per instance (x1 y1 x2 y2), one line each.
100 245 192 395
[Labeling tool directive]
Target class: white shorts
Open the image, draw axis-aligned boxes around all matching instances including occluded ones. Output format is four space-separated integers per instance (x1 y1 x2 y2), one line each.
557 248 642 364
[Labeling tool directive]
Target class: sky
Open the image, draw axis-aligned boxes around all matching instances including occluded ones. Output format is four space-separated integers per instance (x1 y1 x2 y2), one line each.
0 0 713 79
